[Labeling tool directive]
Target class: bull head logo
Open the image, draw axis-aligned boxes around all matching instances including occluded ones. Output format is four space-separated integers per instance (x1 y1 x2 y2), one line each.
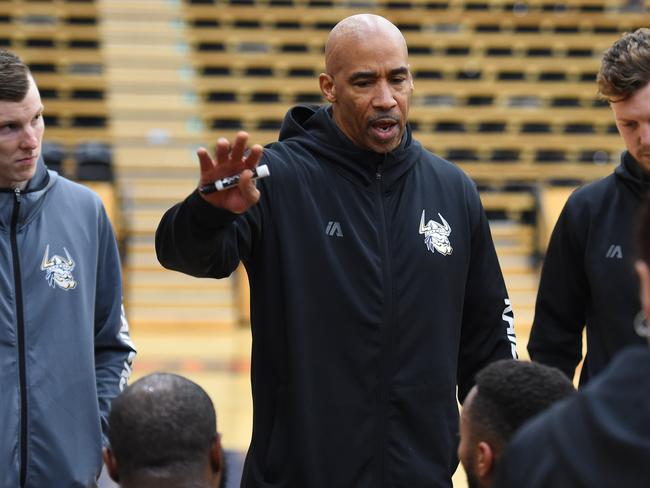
41 245 77 290
419 210 453 256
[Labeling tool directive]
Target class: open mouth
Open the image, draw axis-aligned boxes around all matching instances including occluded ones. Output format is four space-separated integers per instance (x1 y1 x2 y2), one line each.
370 118 399 141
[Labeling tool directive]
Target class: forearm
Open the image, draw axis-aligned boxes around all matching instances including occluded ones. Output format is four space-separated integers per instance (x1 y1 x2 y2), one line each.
156 190 242 278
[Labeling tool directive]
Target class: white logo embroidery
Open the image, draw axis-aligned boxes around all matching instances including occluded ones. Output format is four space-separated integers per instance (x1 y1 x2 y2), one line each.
40 245 77 290
419 210 453 256
502 298 518 359
606 244 623 259
325 221 343 237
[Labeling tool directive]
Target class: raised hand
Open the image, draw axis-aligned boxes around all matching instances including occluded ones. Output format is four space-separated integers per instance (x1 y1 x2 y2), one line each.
197 131 264 214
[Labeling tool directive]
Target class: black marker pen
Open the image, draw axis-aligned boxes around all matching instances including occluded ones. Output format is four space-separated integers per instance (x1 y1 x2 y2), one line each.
199 165 270 194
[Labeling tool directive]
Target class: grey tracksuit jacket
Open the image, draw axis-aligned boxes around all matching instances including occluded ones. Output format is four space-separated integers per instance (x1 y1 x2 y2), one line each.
0 158 136 487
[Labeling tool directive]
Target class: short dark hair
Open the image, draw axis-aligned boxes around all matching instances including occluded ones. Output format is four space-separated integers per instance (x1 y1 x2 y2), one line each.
597 28 650 102
107 373 217 478
0 49 31 102
467 360 575 456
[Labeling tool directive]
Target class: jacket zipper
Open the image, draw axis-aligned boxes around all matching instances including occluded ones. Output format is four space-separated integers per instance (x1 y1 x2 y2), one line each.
373 159 396 487
11 188 28 488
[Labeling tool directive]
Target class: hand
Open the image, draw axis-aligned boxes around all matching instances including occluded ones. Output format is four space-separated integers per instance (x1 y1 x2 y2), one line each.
197 131 264 214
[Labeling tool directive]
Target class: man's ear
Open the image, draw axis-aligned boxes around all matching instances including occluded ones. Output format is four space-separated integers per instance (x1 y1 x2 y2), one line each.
210 433 223 475
319 73 336 103
102 447 120 483
476 441 495 480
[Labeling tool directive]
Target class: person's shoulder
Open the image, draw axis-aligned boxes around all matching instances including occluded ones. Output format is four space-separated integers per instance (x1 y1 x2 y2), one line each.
416 147 475 185
52 174 106 210
588 345 650 392
566 172 616 207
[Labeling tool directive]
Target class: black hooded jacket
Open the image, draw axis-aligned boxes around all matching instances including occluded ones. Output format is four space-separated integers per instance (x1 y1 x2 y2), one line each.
494 346 650 488
529 152 649 384
156 105 516 487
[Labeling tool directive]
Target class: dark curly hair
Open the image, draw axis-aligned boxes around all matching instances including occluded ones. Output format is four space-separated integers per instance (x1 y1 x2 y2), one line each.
467 360 575 457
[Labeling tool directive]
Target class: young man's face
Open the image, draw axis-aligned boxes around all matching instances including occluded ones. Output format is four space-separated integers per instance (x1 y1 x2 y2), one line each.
320 33 413 153
611 81 650 172
0 76 44 189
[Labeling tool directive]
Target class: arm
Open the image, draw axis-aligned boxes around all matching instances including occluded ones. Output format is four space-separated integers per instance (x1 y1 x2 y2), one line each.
528 197 588 379
94 205 136 446
457 192 517 403
156 132 264 278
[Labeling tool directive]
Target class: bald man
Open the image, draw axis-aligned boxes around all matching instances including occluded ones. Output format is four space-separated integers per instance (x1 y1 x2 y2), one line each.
157 14 516 487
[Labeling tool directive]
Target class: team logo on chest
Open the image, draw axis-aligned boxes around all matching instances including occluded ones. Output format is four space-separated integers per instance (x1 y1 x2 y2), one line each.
40 245 77 290
419 210 453 256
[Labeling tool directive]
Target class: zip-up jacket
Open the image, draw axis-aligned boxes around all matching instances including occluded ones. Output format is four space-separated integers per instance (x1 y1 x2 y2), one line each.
529 152 648 384
156 105 516 488
494 346 650 488
0 158 136 488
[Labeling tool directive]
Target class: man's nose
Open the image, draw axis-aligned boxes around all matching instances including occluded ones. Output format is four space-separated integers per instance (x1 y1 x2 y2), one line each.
372 80 398 110
20 127 39 149
639 123 650 146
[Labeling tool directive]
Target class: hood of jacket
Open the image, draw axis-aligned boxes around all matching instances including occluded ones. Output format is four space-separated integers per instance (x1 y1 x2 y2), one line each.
551 346 650 485
614 151 650 200
274 104 423 189
0 156 57 231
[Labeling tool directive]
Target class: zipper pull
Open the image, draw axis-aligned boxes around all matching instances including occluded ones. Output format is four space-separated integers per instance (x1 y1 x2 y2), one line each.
14 187 21 204
376 163 383 180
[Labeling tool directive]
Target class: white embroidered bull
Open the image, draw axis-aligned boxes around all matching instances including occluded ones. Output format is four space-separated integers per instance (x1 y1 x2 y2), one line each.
41 245 77 290
419 210 453 256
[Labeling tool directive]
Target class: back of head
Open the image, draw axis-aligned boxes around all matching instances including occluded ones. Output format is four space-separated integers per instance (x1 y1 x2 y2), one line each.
107 373 217 480
598 28 650 102
0 49 31 102
469 360 575 456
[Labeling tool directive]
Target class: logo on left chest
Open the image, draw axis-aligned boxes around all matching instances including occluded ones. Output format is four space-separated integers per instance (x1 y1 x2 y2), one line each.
419 209 453 256
41 245 78 290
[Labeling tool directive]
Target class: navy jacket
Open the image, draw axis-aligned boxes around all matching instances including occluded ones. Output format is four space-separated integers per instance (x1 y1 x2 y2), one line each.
0 158 136 487
494 346 650 488
530 152 649 384
156 105 516 488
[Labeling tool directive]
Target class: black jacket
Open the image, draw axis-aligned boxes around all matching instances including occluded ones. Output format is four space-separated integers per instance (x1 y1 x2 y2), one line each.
156 105 516 488
494 346 650 488
529 152 649 384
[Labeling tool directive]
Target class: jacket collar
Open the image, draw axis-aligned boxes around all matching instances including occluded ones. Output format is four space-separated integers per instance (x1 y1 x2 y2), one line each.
0 156 56 229
615 151 650 200
278 105 420 190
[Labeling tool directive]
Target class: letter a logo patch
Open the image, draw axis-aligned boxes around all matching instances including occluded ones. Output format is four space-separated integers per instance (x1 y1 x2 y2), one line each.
606 244 622 259
326 221 343 237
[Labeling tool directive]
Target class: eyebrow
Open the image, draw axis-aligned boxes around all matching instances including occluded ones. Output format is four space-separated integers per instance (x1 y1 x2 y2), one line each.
348 66 409 83
0 105 45 126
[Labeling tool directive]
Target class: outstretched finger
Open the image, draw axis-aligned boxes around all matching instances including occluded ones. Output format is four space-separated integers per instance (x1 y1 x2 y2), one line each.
230 131 250 164
244 144 264 170
215 138 231 165
197 147 216 176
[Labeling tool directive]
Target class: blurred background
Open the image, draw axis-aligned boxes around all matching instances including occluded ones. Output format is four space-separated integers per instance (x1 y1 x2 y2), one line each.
4 0 647 484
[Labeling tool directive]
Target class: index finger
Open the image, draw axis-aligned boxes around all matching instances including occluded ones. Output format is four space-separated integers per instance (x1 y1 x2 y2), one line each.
197 147 216 176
